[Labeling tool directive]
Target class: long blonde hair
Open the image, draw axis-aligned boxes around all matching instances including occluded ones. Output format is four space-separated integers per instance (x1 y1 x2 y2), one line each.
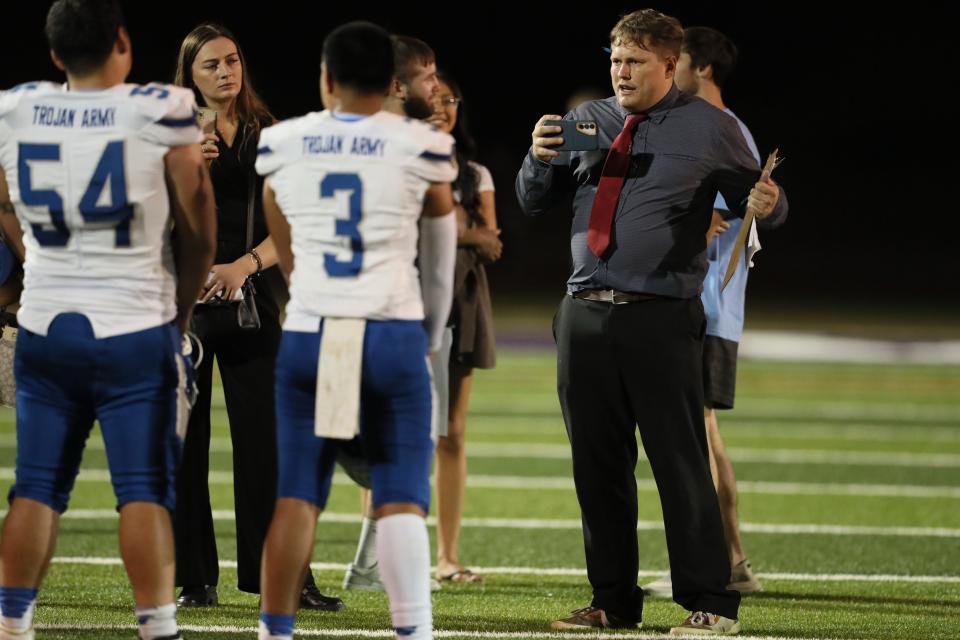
174 23 274 143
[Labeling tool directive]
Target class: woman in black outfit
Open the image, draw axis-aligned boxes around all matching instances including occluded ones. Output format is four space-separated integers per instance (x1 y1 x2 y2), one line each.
172 23 343 611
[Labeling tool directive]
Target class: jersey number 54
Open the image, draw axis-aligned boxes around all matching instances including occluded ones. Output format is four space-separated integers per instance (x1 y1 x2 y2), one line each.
17 140 134 248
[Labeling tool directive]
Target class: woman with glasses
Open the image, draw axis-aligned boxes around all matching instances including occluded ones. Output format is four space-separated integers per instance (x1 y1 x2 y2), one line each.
427 72 501 583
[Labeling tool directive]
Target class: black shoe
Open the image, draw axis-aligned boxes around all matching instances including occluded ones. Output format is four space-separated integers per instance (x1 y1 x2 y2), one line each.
299 584 345 611
176 584 218 607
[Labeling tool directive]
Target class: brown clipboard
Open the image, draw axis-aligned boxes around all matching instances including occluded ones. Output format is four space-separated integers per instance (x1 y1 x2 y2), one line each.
720 149 780 292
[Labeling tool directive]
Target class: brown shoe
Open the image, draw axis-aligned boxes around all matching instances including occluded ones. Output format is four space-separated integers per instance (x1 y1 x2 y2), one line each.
550 606 641 630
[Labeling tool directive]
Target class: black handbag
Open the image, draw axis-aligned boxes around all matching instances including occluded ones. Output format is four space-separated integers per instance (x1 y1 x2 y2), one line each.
192 164 261 339
236 280 260 331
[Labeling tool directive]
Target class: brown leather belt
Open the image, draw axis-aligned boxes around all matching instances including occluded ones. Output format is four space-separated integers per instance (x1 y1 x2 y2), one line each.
572 289 660 304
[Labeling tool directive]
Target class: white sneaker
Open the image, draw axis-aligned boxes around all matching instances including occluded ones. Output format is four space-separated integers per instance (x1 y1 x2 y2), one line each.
343 563 385 592
670 611 740 636
641 575 673 599
0 627 35 640
644 559 762 599
728 559 762 594
342 563 441 592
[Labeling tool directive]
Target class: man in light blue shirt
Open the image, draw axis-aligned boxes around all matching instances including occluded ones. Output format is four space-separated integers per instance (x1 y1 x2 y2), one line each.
644 25 787 599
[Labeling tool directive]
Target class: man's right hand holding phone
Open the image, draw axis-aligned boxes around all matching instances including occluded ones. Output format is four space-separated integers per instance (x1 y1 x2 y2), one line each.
531 114 564 163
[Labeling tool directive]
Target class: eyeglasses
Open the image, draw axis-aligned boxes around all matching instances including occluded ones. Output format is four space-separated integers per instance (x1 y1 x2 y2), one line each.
435 96 461 107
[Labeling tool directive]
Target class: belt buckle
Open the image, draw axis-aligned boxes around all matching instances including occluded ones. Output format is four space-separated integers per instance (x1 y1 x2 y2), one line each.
573 289 625 303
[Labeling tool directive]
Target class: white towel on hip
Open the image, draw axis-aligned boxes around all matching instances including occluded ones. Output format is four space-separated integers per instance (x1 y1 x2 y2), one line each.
314 318 366 440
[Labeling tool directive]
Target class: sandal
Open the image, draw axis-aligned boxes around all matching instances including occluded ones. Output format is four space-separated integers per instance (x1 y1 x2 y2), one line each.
436 568 484 583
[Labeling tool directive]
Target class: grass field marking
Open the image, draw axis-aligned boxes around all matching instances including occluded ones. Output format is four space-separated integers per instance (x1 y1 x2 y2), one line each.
3 469 959 499
466 424 960 445
50 557 960 584
467 476 960 499
732 480 960 498
33 511 960 538
29 621 958 639
703 425 960 444
721 400 960 423
465 443 960 468
5 433 960 467
457 475 960 499
469 401 960 424
0 467 235 484
755 571 960 583
727 448 960 467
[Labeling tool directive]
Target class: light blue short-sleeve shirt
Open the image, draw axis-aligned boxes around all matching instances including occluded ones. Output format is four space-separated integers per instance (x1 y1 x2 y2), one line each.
701 109 760 343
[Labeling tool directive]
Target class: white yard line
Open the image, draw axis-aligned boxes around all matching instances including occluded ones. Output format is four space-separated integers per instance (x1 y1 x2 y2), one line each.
32 624 874 640
7 422 960 452
1 467 957 498
26 510 960 538
48 557 960 585
468 400 960 424
469 424 960 444
460 475 960 499
464 443 960 468
720 400 959 423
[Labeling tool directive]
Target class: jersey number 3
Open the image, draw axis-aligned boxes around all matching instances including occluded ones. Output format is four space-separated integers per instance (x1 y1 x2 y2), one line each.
18 141 134 247
320 173 363 277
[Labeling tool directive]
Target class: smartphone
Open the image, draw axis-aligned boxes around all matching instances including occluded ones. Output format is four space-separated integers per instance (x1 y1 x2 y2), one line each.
544 119 599 151
198 107 217 135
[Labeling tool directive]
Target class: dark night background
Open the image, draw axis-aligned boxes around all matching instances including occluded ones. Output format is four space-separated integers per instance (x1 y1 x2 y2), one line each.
2 2 956 313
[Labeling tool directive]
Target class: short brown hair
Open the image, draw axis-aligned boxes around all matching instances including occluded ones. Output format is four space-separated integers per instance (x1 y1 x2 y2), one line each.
683 27 738 88
391 35 435 84
610 9 683 58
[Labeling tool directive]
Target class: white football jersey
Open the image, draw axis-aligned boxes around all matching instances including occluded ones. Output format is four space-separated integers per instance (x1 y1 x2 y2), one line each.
0 81 202 338
256 110 457 331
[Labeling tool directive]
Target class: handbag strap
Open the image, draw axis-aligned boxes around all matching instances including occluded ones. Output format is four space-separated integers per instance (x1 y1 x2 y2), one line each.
244 122 256 254
245 166 256 254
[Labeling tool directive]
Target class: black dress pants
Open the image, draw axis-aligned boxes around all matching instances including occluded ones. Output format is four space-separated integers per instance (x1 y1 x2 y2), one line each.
174 301 304 594
554 294 740 622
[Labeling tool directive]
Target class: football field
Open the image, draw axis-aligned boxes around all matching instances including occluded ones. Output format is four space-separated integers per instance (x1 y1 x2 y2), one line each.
1 349 958 639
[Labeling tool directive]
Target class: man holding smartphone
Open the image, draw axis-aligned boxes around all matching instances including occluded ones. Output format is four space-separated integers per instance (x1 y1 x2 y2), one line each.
515 8 788 635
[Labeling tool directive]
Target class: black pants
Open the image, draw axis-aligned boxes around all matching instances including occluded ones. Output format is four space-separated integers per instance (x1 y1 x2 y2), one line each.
554 295 740 622
174 300 316 593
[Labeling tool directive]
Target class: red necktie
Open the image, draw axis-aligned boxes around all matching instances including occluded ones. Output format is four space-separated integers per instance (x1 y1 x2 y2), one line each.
587 113 647 257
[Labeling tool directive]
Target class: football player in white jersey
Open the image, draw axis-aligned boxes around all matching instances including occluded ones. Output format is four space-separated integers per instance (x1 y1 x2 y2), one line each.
0 2 216 639
255 21 457 640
